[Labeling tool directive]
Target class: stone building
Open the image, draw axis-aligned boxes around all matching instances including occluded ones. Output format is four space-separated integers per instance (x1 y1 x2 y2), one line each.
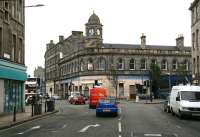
190 0 200 84
0 1 26 114
45 13 191 99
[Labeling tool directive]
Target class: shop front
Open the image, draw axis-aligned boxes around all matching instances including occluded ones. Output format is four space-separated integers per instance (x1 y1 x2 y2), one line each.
0 60 27 114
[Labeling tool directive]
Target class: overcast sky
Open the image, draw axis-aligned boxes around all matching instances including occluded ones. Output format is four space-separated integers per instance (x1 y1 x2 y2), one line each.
25 0 194 76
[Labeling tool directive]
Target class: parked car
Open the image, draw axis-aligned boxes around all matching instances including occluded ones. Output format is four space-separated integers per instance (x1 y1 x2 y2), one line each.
69 96 85 105
169 85 200 119
163 96 171 113
68 92 80 101
96 98 118 117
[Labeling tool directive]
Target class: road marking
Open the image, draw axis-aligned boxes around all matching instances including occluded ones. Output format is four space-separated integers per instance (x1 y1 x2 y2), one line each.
144 134 162 136
176 125 181 129
79 124 100 133
62 124 66 129
173 133 179 137
131 131 134 137
119 135 122 137
119 108 122 115
118 122 122 133
17 125 40 135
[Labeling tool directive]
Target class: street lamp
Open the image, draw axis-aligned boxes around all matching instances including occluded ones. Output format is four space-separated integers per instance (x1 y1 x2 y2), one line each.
25 4 45 8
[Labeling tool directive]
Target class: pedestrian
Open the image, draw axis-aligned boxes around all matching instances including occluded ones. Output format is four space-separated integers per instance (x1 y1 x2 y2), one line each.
150 92 153 102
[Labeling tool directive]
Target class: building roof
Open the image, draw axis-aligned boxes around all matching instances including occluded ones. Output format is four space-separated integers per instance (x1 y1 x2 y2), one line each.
189 0 199 10
103 43 191 51
87 12 101 24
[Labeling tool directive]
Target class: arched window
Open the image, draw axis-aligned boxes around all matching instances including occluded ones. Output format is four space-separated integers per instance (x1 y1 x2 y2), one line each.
71 63 74 73
80 59 84 71
172 60 178 70
129 59 135 70
117 58 124 70
99 58 106 70
151 59 157 66
74 62 77 72
161 59 168 70
140 58 146 69
87 58 93 70
183 60 189 71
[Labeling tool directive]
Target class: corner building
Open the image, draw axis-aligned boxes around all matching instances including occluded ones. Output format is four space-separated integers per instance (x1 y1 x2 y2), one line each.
45 13 191 99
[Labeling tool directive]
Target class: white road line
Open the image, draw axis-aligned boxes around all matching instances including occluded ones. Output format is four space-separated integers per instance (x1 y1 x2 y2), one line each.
173 133 179 137
131 131 134 137
17 125 41 135
118 122 122 133
119 135 122 137
79 124 100 133
176 125 181 129
144 134 162 136
62 124 66 129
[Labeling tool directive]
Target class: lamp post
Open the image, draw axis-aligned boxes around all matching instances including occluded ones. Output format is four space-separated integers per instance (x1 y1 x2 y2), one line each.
25 4 45 8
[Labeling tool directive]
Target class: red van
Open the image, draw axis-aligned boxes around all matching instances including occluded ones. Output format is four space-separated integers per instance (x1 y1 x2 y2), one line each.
89 87 107 109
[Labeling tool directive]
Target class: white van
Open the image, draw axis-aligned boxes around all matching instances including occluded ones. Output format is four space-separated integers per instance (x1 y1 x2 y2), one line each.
169 85 200 118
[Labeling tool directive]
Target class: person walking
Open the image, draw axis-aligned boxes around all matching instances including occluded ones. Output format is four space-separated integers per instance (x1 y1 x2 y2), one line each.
150 92 153 102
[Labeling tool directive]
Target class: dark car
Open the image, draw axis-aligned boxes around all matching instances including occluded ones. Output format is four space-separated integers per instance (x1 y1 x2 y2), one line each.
96 98 119 117
163 96 171 113
69 96 85 105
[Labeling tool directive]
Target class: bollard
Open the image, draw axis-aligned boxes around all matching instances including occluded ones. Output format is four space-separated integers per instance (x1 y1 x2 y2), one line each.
13 106 16 122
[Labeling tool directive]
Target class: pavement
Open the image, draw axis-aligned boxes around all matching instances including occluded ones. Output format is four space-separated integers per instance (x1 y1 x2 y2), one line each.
0 104 58 130
132 99 166 104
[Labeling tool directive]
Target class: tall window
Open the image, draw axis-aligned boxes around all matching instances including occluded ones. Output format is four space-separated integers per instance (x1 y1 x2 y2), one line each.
197 56 199 75
87 58 93 70
18 38 23 63
99 58 106 70
192 33 195 50
0 27 2 57
4 2 9 22
129 59 135 70
71 63 73 73
140 59 146 69
193 58 196 74
172 60 178 70
151 59 156 65
12 34 17 61
80 60 84 71
183 60 189 71
196 29 199 49
161 59 167 70
117 58 124 70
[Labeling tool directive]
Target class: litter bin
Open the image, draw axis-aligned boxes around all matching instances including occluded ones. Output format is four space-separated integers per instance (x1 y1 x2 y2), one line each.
34 103 42 115
47 100 55 112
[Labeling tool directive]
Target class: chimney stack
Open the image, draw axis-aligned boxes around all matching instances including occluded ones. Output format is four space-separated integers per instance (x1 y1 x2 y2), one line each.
141 33 146 49
59 35 64 42
176 34 184 49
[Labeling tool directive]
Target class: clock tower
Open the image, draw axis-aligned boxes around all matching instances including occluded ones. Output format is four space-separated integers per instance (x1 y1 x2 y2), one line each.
85 12 103 47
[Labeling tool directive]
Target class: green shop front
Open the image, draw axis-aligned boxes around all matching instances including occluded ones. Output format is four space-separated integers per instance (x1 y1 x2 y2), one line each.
0 59 27 114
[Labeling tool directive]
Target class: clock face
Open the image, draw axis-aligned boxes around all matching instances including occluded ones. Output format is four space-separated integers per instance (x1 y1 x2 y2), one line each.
89 29 94 35
97 29 101 35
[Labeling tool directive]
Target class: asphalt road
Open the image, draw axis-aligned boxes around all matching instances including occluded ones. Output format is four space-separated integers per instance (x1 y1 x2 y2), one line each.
0 100 200 137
